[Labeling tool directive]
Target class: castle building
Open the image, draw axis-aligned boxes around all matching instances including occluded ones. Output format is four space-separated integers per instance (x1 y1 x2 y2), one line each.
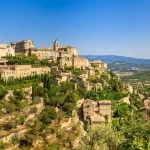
0 44 15 58
11 39 34 55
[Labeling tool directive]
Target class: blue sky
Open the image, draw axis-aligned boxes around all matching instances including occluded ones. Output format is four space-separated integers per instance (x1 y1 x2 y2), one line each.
0 0 150 58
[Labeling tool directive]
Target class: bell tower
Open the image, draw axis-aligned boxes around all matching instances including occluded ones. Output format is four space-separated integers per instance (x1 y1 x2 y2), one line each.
53 39 59 51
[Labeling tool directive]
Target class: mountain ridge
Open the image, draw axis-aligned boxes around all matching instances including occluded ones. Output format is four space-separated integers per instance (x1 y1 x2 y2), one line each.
81 55 150 64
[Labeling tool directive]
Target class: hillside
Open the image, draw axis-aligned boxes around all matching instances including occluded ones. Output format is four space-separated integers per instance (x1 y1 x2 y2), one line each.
82 55 150 64
82 55 150 72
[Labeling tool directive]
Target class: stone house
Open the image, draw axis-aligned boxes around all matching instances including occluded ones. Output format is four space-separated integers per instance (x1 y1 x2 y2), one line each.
51 66 72 83
83 99 112 125
90 60 107 70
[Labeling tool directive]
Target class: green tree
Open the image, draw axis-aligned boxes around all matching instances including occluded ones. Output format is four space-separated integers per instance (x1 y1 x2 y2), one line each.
13 90 24 100
82 125 124 150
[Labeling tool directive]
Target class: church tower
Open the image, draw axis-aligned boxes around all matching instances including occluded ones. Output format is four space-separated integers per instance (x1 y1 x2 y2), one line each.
53 39 59 51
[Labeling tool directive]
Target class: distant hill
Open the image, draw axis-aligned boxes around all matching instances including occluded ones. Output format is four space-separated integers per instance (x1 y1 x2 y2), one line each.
82 55 150 65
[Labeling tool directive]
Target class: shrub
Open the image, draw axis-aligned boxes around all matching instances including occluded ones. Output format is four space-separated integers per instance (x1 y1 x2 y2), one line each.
13 90 24 100
5 103 16 113
0 88 7 100
39 107 57 124
3 121 17 131
18 117 25 125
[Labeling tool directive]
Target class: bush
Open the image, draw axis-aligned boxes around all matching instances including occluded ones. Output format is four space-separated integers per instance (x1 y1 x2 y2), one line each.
18 117 25 125
3 122 17 131
46 142 62 150
0 88 7 100
56 130 65 139
62 103 74 116
13 90 24 100
5 103 16 113
39 107 57 124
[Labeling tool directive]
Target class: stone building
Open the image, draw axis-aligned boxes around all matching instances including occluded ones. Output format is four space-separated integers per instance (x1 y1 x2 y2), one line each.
83 99 112 125
11 39 34 54
28 48 57 60
51 66 71 83
0 65 50 80
73 56 90 68
0 44 15 58
86 67 96 77
90 60 107 70
54 40 78 57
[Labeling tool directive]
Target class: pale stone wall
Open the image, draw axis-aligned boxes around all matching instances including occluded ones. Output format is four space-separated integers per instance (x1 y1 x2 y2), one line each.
0 65 50 80
0 44 15 58
11 40 34 53
68 47 78 56
58 57 73 69
29 48 57 60
73 56 90 69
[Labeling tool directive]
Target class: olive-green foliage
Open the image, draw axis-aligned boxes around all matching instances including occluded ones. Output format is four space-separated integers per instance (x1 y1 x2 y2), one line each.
0 143 4 150
46 142 62 150
5 55 51 66
118 115 150 150
82 125 124 150
56 130 65 139
0 74 42 91
3 121 17 131
86 89 127 101
32 84 45 101
0 87 7 100
39 107 57 124
113 102 134 117
13 90 24 100
28 119 44 137
5 103 16 113
86 71 125 101
43 75 84 115
6 55 39 65
18 116 25 125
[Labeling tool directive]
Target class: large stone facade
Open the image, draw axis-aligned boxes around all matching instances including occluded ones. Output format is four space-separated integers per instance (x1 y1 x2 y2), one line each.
0 44 15 58
28 48 56 60
11 39 34 54
0 65 50 80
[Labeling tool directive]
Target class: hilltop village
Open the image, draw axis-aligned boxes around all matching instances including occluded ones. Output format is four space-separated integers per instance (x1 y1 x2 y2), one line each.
0 39 107 81
0 40 149 149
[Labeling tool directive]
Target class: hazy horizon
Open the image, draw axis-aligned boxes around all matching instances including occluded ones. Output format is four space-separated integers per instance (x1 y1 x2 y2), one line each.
0 0 150 58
